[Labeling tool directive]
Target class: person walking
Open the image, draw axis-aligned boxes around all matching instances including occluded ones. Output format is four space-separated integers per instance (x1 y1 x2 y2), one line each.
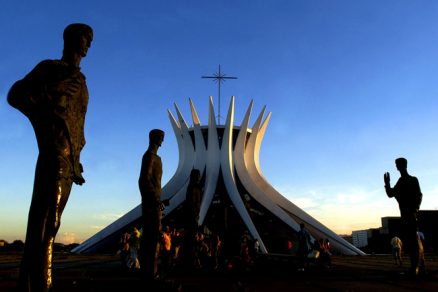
391 236 403 266
129 227 141 269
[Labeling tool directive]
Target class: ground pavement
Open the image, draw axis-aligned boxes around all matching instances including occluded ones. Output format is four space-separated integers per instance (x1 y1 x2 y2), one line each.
0 252 437 291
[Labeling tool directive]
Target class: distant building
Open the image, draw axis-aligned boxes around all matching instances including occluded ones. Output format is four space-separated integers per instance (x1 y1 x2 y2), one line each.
352 228 388 254
339 234 353 245
380 217 401 236
352 230 368 248
351 210 438 254
382 210 438 252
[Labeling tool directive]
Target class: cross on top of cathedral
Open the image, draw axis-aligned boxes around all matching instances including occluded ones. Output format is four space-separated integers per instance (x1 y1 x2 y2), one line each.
202 65 237 124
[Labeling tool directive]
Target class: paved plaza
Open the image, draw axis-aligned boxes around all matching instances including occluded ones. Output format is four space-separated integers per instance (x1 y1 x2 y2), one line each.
1 252 437 291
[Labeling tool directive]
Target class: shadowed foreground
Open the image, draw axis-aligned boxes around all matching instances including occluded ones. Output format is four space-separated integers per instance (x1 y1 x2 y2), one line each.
1 252 437 291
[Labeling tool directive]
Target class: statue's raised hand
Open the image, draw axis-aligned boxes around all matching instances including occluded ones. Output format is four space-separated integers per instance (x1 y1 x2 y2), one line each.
384 172 390 186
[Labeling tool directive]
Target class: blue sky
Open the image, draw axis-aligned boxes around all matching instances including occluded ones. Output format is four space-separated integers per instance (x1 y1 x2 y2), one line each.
1 1 438 244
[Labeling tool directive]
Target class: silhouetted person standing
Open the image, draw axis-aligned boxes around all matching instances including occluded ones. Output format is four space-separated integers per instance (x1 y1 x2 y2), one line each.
139 129 165 281
391 236 403 266
8 23 93 292
181 169 202 268
384 157 425 276
297 223 312 271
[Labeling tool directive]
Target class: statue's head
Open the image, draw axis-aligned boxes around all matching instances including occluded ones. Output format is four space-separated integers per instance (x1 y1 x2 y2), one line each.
190 168 201 183
149 129 165 147
395 157 408 170
63 23 93 57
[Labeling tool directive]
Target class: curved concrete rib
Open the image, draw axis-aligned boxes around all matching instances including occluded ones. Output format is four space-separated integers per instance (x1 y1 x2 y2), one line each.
199 97 220 225
162 104 195 202
245 111 365 255
254 112 271 175
221 97 266 253
175 102 196 173
235 103 301 245
161 103 196 215
163 181 189 216
161 110 185 200
72 205 142 253
189 98 207 174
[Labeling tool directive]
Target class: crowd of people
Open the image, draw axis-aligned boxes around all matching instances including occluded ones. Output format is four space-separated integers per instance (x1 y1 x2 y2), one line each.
297 223 332 271
118 222 334 277
129 129 421 281
118 225 224 276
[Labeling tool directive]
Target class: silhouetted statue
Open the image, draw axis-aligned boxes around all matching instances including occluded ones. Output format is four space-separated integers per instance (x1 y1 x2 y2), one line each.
138 129 166 281
184 169 202 234
7 23 93 292
181 169 202 268
384 157 425 276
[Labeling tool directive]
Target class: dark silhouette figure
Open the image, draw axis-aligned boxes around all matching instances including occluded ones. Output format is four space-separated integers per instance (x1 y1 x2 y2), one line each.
184 169 202 234
239 231 252 267
194 232 210 269
159 225 172 276
391 236 403 266
297 223 311 271
7 23 93 292
138 129 165 281
317 238 332 268
120 231 131 269
181 169 202 269
210 232 222 270
384 157 425 276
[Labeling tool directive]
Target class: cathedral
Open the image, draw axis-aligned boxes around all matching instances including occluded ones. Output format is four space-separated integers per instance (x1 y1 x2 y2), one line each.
73 97 364 256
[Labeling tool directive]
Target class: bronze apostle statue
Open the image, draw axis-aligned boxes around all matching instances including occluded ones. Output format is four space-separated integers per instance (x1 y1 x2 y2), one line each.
181 168 202 269
138 129 167 281
7 23 93 292
384 157 425 276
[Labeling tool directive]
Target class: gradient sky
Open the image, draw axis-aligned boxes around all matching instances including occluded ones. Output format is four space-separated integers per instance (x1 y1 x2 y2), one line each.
1 1 438 244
